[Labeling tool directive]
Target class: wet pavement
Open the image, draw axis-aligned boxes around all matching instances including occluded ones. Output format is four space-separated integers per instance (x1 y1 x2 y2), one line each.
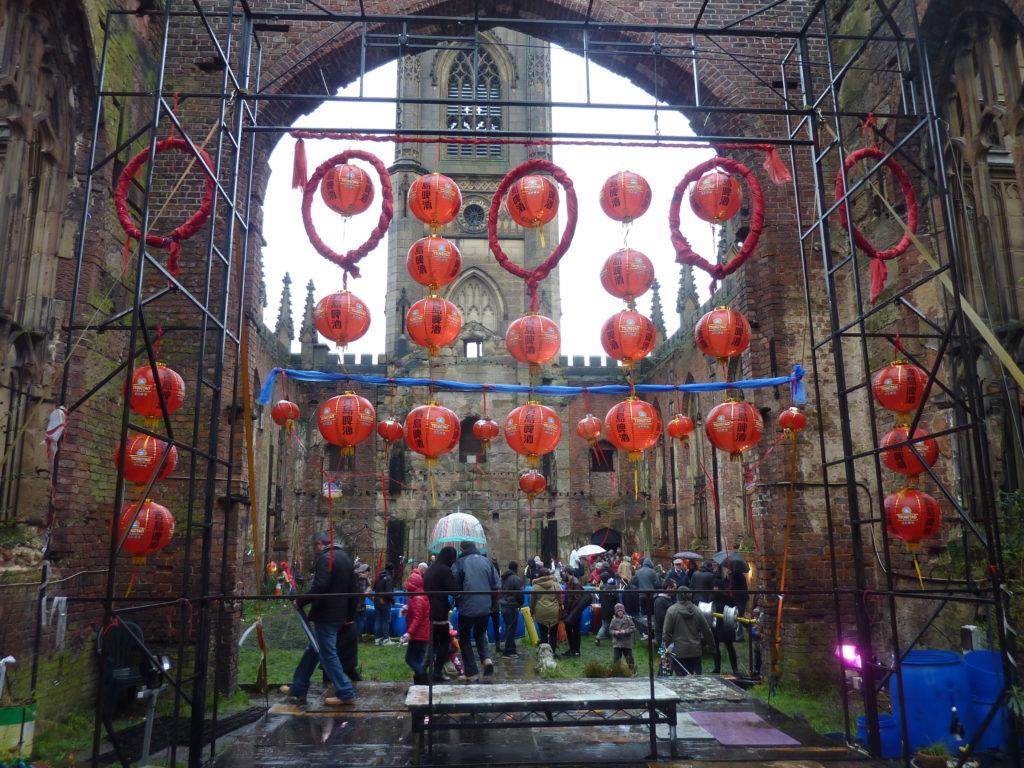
208 654 885 768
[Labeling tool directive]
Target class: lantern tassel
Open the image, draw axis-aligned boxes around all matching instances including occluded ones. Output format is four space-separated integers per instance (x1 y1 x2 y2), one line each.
125 566 138 598
292 138 308 189
913 553 924 590
633 466 639 500
430 471 437 507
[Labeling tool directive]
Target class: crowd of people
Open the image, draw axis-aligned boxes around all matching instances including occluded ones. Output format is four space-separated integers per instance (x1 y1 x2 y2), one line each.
279 533 757 707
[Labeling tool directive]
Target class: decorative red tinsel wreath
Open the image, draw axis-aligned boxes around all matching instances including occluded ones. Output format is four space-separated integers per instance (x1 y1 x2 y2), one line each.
114 137 215 277
300 149 394 281
488 159 578 312
668 156 765 282
834 146 919 304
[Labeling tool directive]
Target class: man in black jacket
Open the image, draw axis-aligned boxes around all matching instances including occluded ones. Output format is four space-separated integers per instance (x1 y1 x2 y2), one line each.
280 532 357 707
423 545 459 683
498 561 525 658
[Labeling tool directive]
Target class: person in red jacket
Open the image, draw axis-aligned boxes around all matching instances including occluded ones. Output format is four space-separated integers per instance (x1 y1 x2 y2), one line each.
401 568 431 685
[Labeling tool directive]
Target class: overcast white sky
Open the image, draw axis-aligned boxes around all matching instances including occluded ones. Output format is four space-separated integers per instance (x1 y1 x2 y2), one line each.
261 45 715 359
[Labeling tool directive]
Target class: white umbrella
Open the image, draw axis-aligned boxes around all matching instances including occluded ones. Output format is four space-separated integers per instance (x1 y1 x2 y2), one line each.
575 544 606 557
428 512 487 554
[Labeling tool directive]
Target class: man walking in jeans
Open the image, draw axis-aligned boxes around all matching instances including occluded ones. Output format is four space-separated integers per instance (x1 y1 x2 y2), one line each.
280 532 357 707
452 540 499 681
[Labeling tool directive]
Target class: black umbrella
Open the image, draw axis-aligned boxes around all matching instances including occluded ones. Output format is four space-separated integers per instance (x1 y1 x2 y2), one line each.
674 551 703 562
712 550 750 573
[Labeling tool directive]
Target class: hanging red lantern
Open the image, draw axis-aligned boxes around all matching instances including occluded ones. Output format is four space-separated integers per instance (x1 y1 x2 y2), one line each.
689 170 743 224
599 170 652 223
406 296 463 356
576 414 603 447
600 249 655 302
881 426 939 478
377 418 404 444
473 417 500 455
321 163 374 217
505 314 561 368
600 310 657 367
885 487 941 548
605 398 662 462
518 469 547 502
872 361 929 423
705 400 765 459
404 403 461 465
504 402 562 467
506 174 559 229
317 392 376 455
409 173 462 228
271 400 300 431
114 434 178 486
129 363 186 428
313 290 371 348
777 406 807 438
667 414 695 447
119 499 175 564
695 307 751 360
407 235 462 290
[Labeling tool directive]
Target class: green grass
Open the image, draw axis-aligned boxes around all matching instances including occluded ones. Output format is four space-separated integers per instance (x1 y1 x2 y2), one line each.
748 680 852 733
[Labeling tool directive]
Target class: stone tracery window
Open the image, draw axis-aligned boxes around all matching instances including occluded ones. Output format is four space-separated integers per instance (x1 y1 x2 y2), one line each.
446 49 503 157
448 274 499 333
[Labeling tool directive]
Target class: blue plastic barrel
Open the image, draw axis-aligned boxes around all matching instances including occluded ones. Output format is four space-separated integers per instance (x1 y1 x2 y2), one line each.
963 650 1009 752
890 650 967 752
857 713 901 758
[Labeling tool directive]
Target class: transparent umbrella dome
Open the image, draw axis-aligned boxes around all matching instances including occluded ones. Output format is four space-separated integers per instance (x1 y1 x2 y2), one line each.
429 511 487 554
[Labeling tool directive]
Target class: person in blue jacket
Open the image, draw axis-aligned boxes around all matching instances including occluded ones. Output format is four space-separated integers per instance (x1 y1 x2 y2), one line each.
452 540 499 681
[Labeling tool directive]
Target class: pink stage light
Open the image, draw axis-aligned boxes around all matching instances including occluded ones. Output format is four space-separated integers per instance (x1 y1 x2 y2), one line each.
836 643 863 669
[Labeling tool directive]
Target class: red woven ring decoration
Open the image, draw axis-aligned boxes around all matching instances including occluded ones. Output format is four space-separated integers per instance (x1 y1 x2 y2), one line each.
834 147 918 260
488 159 578 312
300 149 394 280
668 156 765 281
114 137 215 277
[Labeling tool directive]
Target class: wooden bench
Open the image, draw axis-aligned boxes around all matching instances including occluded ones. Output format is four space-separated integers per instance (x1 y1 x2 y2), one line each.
405 679 679 762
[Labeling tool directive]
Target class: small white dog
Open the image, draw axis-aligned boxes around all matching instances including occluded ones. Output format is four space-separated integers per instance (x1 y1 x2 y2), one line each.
535 643 559 674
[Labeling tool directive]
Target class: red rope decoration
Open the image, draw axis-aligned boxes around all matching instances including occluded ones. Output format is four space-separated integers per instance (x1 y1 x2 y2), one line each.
834 147 919 304
668 156 765 282
114 137 215 277
488 159 578 312
300 150 394 280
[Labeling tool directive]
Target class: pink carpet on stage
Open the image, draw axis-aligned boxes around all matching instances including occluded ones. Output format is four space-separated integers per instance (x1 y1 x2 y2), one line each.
688 710 801 746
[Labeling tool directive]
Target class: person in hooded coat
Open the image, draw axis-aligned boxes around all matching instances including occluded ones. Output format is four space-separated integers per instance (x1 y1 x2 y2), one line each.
594 574 619 645
689 559 718 604
651 581 675 647
498 561 525 658
662 585 714 675
560 570 587 657
609 602 636 670
401 568 431 684
529 567 561 651
632 557 660 615
452 540 500 680
372 562 395 645
423 545 459 682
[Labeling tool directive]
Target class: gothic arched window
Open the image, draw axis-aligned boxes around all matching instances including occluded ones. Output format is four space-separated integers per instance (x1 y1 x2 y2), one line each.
446 50 502 157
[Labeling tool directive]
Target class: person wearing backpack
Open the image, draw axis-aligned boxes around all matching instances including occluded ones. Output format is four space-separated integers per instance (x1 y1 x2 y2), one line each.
372 563 395 646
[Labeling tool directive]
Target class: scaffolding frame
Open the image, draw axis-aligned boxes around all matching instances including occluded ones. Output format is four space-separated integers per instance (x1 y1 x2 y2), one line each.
56 2 1019 766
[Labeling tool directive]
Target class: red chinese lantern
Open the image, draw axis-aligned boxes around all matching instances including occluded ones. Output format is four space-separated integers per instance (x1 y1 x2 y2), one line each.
689 170 742 224
404 403 461 465
271 400 300 431
313 291 371 348
695 307 751 360
504 402 562 467
777 406 807 438
518 469 547 501
885 487 941 548
600 310 657 367
705 400 765 459
506 175 558 229
605 397 662 462
599 170 652 223
407 235 462 290
505 314 560 368
600 249 655 302
409 173 462 228
473 417 500 455
129 363 186 427
317 392 376 455
881 426 939 478
406 296 463 356
321 163 374 216
114 434 178 486
872 361 929 423
377 418 404 444
576 414 603 446
119 499 175 564
667 414 695 447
